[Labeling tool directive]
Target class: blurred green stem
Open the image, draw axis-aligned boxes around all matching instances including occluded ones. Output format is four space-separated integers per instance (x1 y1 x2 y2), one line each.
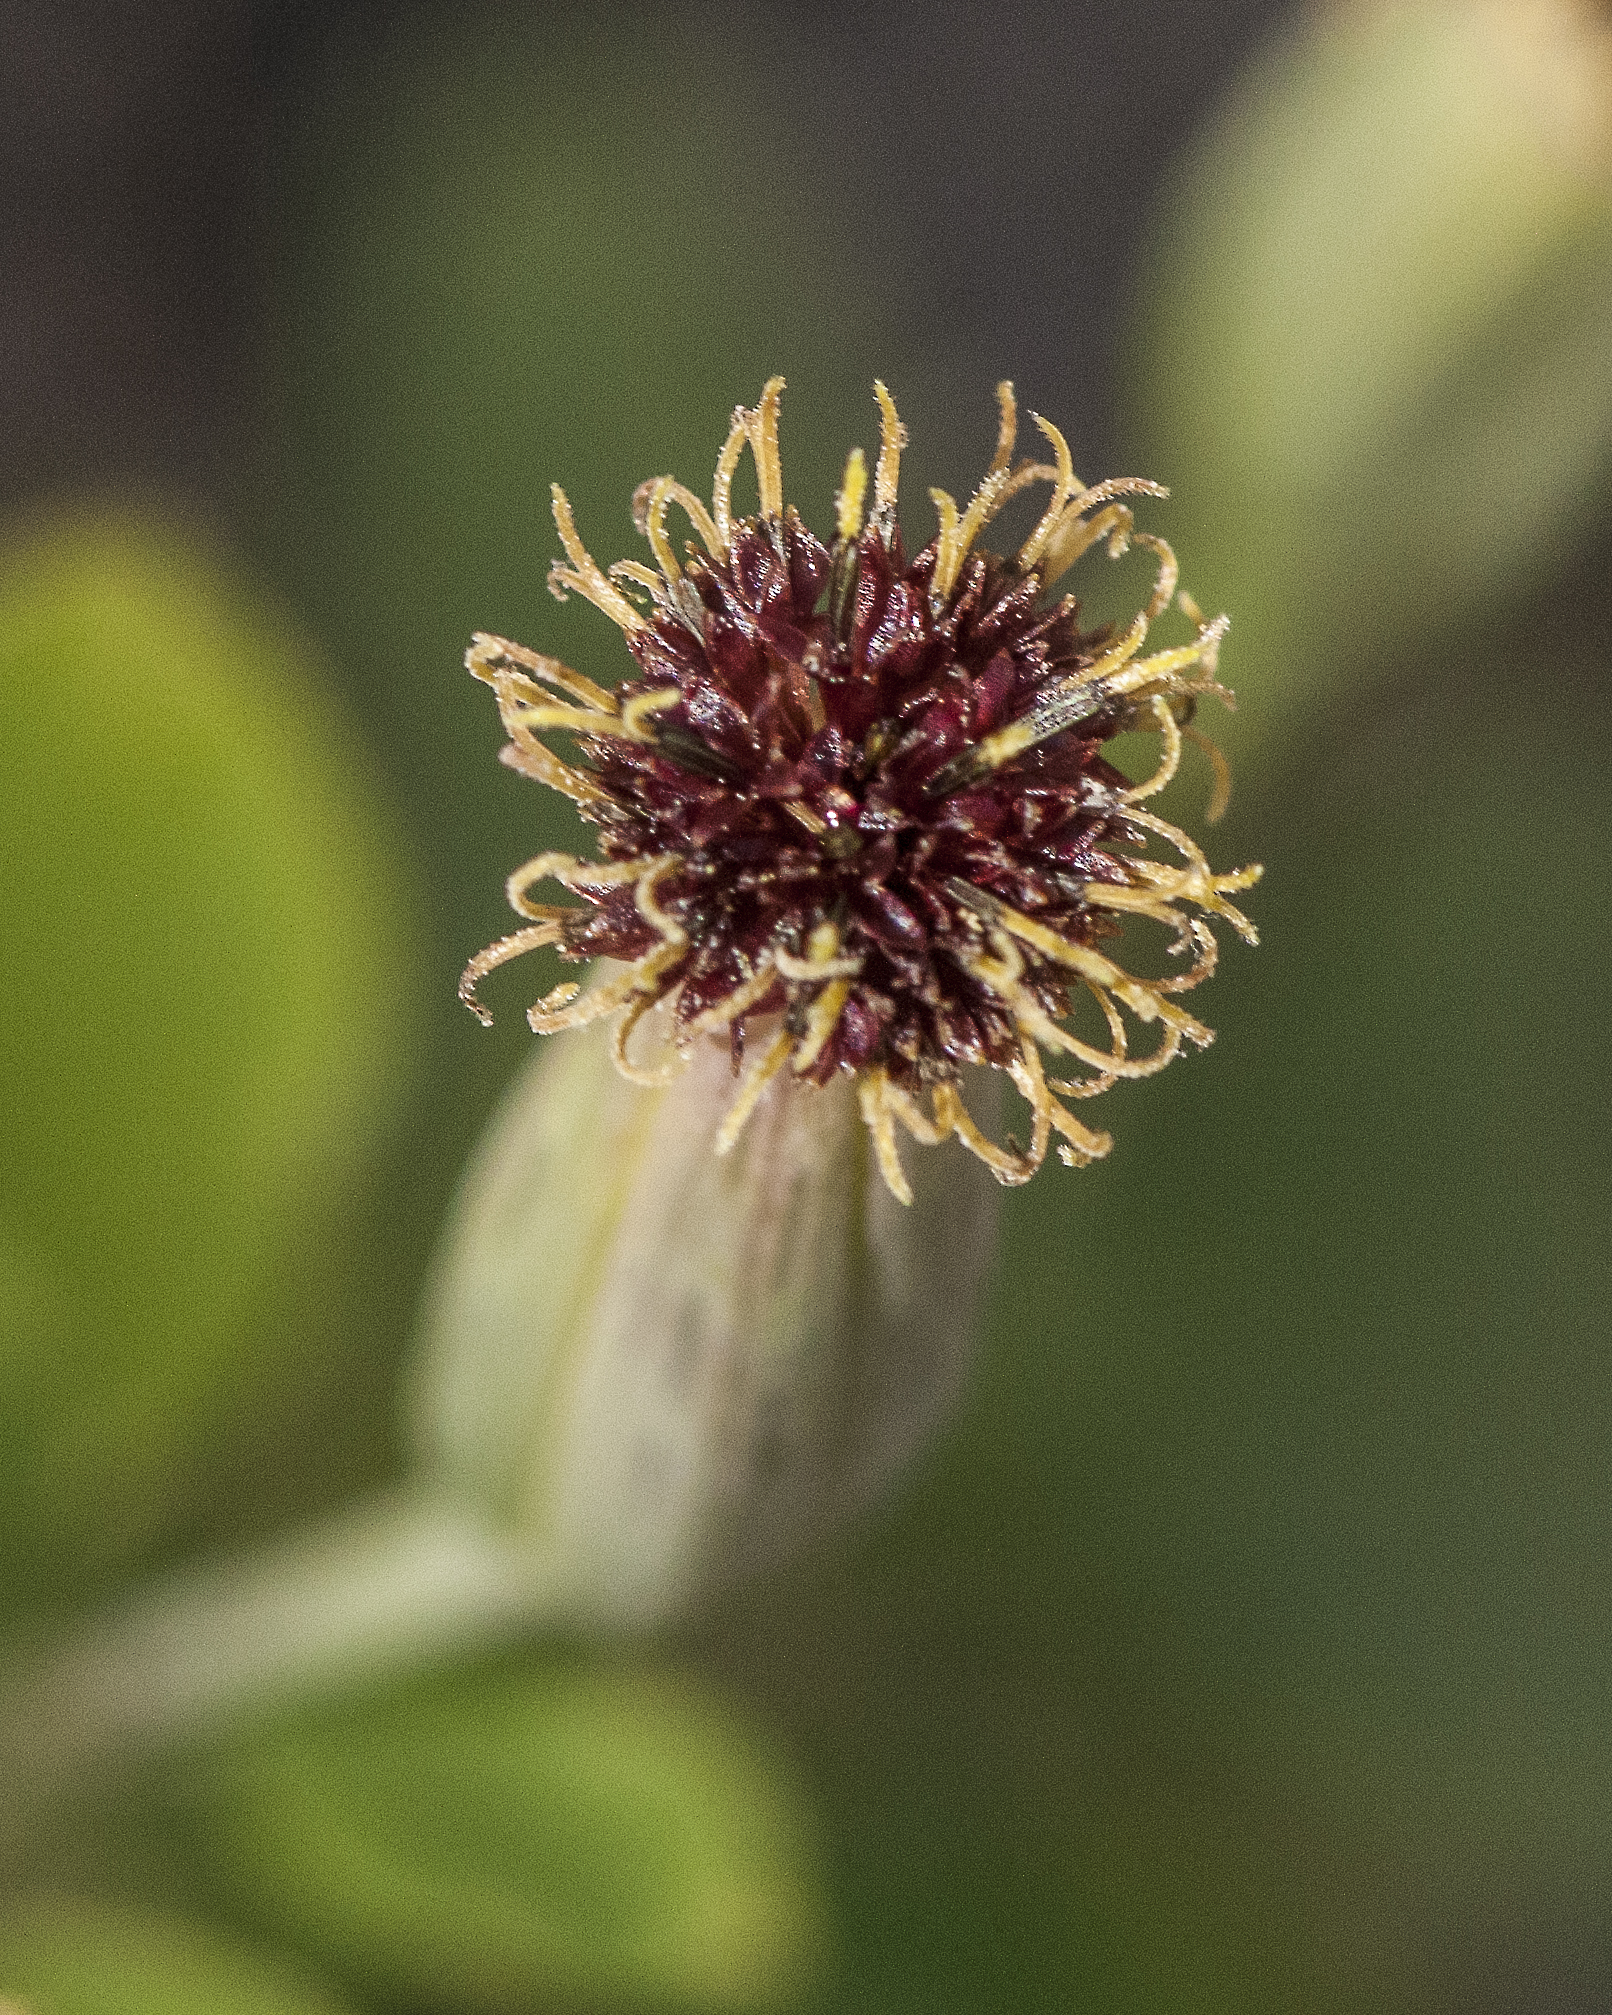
0 1489 555 1872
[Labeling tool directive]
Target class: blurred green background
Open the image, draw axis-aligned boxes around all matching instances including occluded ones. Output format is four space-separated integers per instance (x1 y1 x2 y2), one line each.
4 1 1612 2009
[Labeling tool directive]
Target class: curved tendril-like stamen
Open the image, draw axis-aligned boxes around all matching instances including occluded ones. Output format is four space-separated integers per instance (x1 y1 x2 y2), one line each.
747 377 787 521
607 561 666 613
1143 914 1222 999
716 1025 794 1156
639 476 722 561
956 933 1186 1082
680 957 780 1036
1016 413 1082 574
1126 693 1186 803
1133 529 1181 625
773 946 863 982
1039 500 1134 590
619 686 683 744
871 381 907 534
467 632 618 713
457 922 565 1026
928 488 963 610
547 487 647 635
933 1078 1036 1188
1006 1041 1054 1176
858 1066 914 1205
643 476 684 583
989 459 1061 512
791 978 853 1075
507 851 652 911
1183 722 1234 823
988 380 1018 478
612 985 689 1087
836 447 868 543
491 677 619 812
712 408 750 548
883 1077 949 1148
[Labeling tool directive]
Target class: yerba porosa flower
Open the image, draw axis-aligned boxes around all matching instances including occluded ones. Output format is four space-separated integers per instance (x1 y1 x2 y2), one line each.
461 379 1260 1203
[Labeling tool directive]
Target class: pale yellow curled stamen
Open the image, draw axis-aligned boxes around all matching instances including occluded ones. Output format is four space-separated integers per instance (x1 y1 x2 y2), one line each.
1005 1041 1053 1176
712 409 750 547
858 1066 914 1205
836 446 868 543
613 986 688 1087
631 855 690 948
747 376 787 521
650 477 722 559
526 859 687 1037
642 476 686 584
467 632 617 713
608 560 666 606
495 685 618 742
715 1026 794 1155
1013 974 1188 1081
988 380 1018 477
506 850 651 912
1016 414 1081 574
1049 983 1130 1097
1184 723 1234 823
680 956 780 1036
458 922 564 1026
774 918 862 982
1067 475 1171 514
872 380 907 527
953 884 1129 993
933 1078 1035 1187
989 459 1060 511
548 486 647 634
491 682 618 811
529 958 653 1036
953 934 1176 1082
1124 693 1186 803
1013 1039 1111 1168
928 487 964 608
1132 530 1181 625
1038 500 1133 590
620 686 683 743
792 979 852 1075
882 1077 949 1147
1122 802 1218 882
1143 914 1221 998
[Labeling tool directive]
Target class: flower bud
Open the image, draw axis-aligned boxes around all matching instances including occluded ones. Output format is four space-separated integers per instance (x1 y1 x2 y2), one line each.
409 1015 1000 1628
1130 0 1612 729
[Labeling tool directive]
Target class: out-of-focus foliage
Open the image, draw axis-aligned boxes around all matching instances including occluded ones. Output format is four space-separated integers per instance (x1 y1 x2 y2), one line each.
0 518 420 1617
187 1660 823 2014
258 9 878 1000
0 1896 356 2015
1127 0 1612 747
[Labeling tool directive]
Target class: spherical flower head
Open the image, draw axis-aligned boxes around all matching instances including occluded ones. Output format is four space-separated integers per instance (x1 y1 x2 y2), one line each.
461 379 1261 1203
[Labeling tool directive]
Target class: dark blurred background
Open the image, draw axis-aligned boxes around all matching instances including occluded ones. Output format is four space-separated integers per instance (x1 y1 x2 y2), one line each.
5 2 1612 2012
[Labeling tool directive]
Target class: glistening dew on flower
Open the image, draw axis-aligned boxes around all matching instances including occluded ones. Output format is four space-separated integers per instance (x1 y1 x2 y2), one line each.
461 379 1260 1202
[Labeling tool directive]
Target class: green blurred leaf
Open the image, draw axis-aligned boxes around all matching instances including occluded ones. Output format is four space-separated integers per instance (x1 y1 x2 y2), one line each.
190 1660 824 2013
0 1897 355 2015
1126 0 1612 747
0 515 420 1613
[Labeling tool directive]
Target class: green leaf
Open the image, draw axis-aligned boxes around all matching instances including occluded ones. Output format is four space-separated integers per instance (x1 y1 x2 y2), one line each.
191 1660 824 2012
0 515 420 1614
0 1897 355 2015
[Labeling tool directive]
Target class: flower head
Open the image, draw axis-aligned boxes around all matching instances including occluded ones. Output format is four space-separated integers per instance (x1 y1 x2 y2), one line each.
461 379 1260 1203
